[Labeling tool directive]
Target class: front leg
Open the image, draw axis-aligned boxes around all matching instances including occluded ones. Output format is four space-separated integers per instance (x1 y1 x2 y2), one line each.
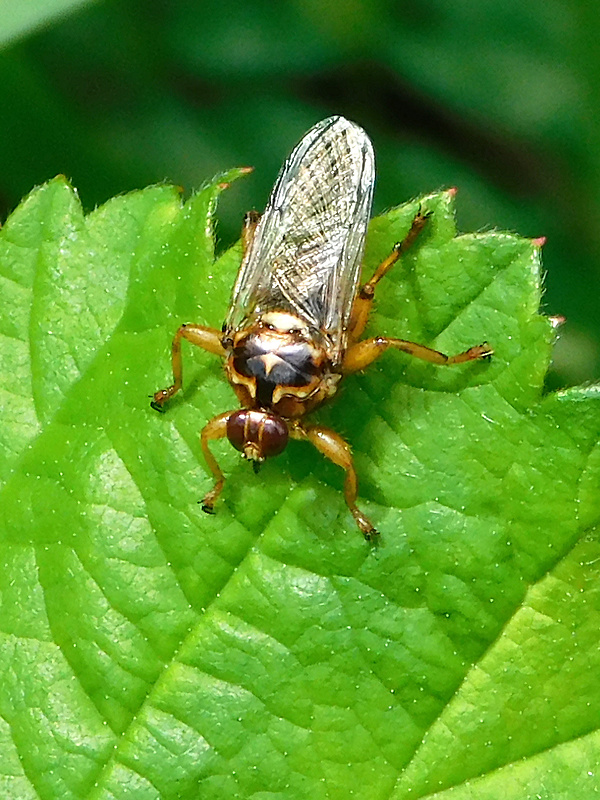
291 423 378 542
151 324 225 411
199 411 235 513
343 337 492 374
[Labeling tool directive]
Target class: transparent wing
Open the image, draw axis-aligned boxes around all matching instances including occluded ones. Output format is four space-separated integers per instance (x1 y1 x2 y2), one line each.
225 116 375 361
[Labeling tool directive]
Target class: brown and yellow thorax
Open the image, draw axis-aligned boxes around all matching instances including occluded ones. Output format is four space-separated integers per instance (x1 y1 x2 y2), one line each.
223 311 341 418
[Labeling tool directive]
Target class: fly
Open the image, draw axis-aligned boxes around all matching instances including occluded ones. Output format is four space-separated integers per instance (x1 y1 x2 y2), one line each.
151 116 492 541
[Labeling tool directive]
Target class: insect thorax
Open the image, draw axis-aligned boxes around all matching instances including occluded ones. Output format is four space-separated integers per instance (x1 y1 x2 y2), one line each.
224 311 341 418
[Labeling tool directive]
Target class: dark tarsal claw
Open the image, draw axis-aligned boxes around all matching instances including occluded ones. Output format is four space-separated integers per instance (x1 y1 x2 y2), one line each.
200 502 216 515
478 342 494 361
363 527 380 545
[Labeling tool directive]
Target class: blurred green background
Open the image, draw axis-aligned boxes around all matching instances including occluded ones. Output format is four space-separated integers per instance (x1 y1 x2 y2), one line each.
1 0 599 387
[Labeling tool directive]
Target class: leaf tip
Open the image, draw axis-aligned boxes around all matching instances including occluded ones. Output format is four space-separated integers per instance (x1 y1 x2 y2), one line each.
214 166 254 193
548 314 566 329
50 174 74 189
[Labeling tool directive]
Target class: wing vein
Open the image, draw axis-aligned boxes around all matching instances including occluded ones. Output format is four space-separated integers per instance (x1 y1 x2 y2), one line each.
225 116 375 361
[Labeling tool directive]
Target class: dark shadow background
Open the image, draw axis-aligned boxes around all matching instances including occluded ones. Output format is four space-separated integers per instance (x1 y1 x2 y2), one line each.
1 0 599 387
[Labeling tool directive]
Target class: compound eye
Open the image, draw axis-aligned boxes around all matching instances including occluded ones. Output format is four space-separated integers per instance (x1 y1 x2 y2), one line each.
226 410 288 459
260 414 289 457
226 410 248 453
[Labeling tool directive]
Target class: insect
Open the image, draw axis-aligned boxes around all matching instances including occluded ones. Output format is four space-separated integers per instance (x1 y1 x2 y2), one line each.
151 116 492 540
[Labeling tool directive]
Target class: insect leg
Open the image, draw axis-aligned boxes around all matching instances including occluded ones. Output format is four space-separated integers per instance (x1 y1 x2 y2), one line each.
242 210 261 258
348 209 431 341
291 423 378 541
151 324 225 410
343 337 493 373
200 411 235 513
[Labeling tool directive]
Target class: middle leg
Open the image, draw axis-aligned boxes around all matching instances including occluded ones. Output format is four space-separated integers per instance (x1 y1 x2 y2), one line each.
151 324 225 411
343 337 492 373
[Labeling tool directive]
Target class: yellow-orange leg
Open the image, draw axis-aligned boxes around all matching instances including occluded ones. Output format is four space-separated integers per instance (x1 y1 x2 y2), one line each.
152 211 261 412
291 423 378 541
343 337 492 373
348 208 432 342
199 411 235 513
151 324 225 411
242 210 261 256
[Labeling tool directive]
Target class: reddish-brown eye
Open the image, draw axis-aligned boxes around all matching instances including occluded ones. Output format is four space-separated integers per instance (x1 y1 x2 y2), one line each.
226 410 248 453
260 414 289 457
226 410 288 459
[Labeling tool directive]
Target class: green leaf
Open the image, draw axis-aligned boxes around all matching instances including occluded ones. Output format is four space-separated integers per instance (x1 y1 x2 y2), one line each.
0 0 96 48
1 173 599 799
